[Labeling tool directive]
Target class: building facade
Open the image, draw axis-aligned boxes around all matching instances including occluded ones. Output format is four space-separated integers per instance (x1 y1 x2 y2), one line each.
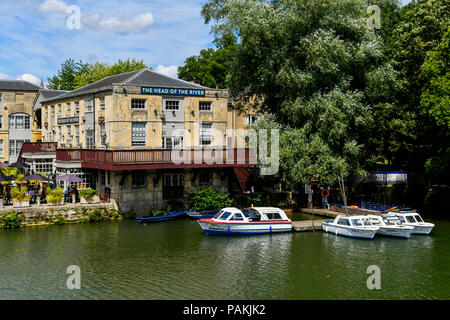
0 80 42 163
21 69 254 215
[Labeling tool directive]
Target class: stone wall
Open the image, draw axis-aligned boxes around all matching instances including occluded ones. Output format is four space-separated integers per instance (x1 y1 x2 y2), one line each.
0 200 122 229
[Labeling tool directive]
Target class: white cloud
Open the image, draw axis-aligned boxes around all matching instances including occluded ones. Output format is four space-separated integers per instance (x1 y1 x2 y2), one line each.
39 0 68 14
0 72 10 79
17 74 42 86
156 65 179 79
82 12 154 34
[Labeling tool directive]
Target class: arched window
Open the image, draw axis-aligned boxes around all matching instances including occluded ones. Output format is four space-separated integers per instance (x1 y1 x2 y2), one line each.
9 113 31 130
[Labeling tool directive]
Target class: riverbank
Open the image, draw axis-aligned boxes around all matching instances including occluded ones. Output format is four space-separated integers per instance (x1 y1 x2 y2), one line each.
0 200 122 229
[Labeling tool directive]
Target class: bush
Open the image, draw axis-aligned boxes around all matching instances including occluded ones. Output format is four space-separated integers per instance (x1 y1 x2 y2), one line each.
54 213 65 224
1 211 22 229
233 192 263 208
80 188 96 200
186 187 233 211
46 188 64 204
11 186 28 202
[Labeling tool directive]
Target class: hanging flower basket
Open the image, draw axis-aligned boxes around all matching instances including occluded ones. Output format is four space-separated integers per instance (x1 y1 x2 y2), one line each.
98 116 105 123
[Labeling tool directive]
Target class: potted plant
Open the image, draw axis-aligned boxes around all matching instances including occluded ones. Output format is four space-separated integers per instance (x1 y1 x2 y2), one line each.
46 188 64 206
80 188 98 204
11 186 30 208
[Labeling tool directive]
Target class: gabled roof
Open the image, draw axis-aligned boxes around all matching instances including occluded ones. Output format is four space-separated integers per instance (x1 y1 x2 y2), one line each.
32 89 70 110
41 68 208 104
0 79 42 92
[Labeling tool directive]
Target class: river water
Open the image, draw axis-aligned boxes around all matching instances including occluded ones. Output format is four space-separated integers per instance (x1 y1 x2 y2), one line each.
0 213 449 300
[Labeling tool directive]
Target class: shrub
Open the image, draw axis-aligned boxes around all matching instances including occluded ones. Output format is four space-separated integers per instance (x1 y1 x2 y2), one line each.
46 188 63 204
1 211 22 229
80 189 96 200
54 213 65 225
148 209 168 216
186 187 233 211
11 186 28 202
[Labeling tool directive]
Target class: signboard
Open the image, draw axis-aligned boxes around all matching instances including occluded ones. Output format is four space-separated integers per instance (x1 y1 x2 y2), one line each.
368 171 408 184
58 116 79 125
141 87 205 97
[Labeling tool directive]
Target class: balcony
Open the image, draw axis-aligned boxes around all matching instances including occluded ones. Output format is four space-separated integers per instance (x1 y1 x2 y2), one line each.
18 142 58 162
56 148 256 171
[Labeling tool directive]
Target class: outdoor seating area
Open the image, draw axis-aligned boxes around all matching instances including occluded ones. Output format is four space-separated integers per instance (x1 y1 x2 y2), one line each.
0 161 93 208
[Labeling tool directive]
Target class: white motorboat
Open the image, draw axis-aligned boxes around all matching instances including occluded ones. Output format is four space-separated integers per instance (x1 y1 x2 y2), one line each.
366 215 414 239
321 215 379 239
384 211 435 235
197 207 293 235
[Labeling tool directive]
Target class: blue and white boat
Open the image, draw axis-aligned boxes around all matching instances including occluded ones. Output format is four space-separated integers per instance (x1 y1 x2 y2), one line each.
384 211 434 235
366 215 414 239
197 207 292 235
136 210 188 223
321 215 379 239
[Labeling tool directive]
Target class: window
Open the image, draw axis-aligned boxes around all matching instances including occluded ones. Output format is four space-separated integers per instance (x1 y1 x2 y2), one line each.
51 106 55 116
132 122 146 145
9 114 31 129
75 125 80 145
100 123 106 145
163 136 183 149
67 103 71 116
230 213 244 221
199 170 212 185
85 99 93 112
67 126 72 139
165 100 179 111
58 126 62 140
0 115 2 129
132 171 146 188
58 104 62 117
9 140 30 157
266 212 282 220
219 212 232 220
414 214 424 222
199 101 212 112
75 102 80 115
406 216 417 223
200 122 212 145
0 93 2 103
0 140 3 157
99 97 105 110
246 114 259 126
131 98 146 109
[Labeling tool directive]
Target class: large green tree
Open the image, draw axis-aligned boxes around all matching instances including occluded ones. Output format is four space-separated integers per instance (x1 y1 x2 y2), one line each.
202 0 395 195
178 34 238 88
48 58 149 90
420 28 450 181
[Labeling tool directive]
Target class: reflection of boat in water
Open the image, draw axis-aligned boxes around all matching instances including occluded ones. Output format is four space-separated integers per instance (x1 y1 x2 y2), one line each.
383 211 435 235
197 207 293 235
321 215 379 239
366 215 414 239
136 210 188 223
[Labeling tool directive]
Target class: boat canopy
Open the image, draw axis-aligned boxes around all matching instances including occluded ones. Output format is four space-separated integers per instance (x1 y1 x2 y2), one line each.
247 207 290 221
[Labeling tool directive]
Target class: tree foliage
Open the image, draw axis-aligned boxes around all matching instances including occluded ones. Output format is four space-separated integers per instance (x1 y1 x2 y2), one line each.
202 0 395 187
178 34 238 88
48 58 149 90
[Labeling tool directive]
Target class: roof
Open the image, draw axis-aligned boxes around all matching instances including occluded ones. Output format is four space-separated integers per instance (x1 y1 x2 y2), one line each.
0 79 42 92
249 207 286 214
41 68 209 104
32 89 70 110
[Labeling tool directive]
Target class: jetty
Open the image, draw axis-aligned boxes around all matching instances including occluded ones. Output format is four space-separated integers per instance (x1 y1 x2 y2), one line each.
292 219 327 231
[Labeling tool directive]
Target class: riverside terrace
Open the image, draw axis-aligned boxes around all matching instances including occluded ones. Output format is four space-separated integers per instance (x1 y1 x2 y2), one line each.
18 142 256 215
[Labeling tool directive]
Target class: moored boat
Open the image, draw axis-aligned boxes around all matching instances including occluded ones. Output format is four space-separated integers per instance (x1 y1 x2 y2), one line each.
136 210 188 223
383 211 435 235
366 215 414 239
321 215 379 239
197 207 292 235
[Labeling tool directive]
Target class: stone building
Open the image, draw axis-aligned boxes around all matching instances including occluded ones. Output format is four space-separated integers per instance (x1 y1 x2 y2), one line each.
0 80 42 163
20 69 255 215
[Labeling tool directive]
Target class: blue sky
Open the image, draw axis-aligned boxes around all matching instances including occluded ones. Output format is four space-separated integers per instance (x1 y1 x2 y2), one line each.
0 0 412 86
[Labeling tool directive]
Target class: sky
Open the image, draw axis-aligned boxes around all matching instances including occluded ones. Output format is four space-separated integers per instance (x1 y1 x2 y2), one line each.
0 0 412 87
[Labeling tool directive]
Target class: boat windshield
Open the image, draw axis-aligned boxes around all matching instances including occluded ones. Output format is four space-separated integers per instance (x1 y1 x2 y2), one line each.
218 211 232 220
213 211 223 219
383 217 401 225
414 214 424 222
265 212 282 220
406 215 417 223
369 218 382 226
